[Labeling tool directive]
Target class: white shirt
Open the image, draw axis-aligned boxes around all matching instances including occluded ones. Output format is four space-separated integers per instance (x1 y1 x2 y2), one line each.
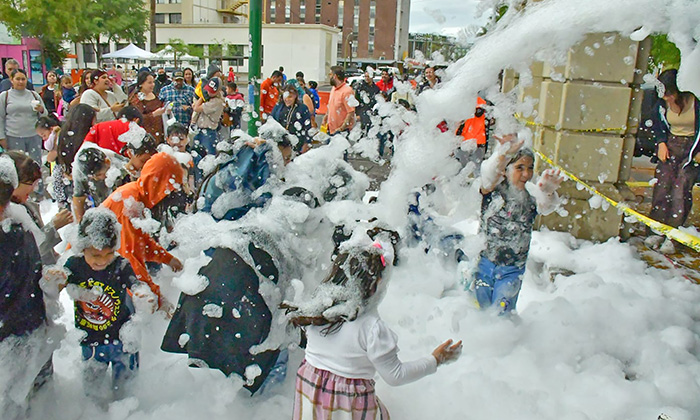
80 89 117 123
304 308 437 386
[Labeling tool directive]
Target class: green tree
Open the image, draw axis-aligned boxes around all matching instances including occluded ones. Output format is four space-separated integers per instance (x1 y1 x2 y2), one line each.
0 0 80 68
159 38 204 68
72 0 148 64
650 34 681 71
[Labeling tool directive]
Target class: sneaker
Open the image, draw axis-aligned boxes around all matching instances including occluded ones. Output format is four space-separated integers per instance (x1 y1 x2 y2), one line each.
644 235 665 250
659 238 676 255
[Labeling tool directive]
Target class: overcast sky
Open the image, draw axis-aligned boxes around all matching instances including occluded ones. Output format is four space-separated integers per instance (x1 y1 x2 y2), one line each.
409 0 486 36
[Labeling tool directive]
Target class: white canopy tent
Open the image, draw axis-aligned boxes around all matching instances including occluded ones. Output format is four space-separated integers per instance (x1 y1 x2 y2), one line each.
102 43 156 60
152 45 200 62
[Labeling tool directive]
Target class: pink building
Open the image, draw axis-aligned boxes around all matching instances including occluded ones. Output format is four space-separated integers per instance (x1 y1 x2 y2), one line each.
0 24 47 86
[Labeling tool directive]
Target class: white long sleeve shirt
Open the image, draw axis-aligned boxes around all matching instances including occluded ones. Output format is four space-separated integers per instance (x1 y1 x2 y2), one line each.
304 308 437 386
80 89 117 123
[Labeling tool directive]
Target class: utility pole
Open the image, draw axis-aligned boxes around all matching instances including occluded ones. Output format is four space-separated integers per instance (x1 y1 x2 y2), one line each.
248 0 262 136
150 0 157 52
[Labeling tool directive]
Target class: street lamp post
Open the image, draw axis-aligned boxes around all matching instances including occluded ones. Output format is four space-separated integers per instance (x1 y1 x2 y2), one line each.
248 0 262 136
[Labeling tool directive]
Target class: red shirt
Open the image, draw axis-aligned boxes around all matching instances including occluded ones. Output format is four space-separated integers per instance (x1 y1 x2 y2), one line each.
376 78 394 93
260 78 279 117
83 119 131 155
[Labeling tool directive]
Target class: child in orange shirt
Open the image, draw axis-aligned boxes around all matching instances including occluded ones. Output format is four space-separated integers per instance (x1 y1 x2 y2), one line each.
101 152 184 310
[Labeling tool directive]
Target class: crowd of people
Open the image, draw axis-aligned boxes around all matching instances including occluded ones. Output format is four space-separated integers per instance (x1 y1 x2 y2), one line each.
0 55 694 419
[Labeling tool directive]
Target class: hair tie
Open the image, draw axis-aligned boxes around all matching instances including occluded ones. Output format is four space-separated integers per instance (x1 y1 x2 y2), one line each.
372 242 387 267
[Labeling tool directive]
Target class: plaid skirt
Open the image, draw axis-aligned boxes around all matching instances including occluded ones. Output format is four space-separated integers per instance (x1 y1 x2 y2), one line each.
293 360 390 420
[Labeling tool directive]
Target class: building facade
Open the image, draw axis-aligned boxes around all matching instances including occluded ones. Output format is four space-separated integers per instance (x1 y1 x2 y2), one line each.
263 0 410 63
71 23 339 84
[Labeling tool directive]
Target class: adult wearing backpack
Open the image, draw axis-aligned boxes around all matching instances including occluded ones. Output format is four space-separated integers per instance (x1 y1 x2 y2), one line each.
0 69 47 166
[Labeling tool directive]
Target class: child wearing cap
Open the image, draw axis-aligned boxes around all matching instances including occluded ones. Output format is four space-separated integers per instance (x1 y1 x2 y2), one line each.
191 76 225 163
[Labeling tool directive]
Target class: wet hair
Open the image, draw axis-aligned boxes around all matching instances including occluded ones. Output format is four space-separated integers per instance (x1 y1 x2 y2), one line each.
658 69 693 113
271 70 283 79
507 147 535 168
77 208 120 251
116 105 143 124
57 104 96 173
308 81 318 89
286 228 400 334
36 114 61 130
287 250 387 334
330 66 345 80
167 122 188 138
6 150 41 184
77 147 108 176
127 133 158 156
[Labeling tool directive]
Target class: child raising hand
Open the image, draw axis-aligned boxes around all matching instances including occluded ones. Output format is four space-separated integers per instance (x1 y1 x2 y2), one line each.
285 230 462 419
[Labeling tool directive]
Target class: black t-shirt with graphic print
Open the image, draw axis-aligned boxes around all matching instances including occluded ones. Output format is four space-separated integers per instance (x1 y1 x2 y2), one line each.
65 255 138 346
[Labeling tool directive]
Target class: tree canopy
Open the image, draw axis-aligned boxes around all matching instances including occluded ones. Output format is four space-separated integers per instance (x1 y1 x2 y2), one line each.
0 0 148 67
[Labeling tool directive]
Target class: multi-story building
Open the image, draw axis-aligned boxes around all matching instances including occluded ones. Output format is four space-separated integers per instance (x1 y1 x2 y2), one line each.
263 0 410 65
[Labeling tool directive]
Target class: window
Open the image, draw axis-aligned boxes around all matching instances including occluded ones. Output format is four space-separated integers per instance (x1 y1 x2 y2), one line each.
338 0 344 28
154 13 166 24
99 44 110 55
170 0 181 3
369 0 376 53
353 0 359 34
169 13 182 24
83 44 96 63
315 0 321 23
300 0 306 22
285 0 290 23
270 1 276 21
156 0 167 3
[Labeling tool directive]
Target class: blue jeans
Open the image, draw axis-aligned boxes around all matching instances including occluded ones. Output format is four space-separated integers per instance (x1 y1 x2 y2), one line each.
81 342 138 399
474 257 525 313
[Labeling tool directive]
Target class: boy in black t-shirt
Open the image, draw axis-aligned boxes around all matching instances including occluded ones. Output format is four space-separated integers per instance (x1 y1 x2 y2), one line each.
61 207 155 401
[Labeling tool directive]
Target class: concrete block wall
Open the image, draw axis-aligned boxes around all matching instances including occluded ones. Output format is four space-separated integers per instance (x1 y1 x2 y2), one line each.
504 32 646 241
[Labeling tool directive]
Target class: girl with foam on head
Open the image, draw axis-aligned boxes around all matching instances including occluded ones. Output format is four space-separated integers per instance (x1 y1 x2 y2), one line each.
474 134 564 314
285 228 462 420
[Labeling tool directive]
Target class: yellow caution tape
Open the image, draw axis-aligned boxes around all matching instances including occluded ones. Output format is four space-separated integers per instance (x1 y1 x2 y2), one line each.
534 150 700 253
517 114 626 133
626 181 653 188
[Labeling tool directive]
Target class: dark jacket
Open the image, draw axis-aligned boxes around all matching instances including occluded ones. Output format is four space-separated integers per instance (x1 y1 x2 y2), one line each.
650 96 700 168
271 101 312 151
0 222 45 341
198 144 273 221
355 81 381 128
161 244 280 394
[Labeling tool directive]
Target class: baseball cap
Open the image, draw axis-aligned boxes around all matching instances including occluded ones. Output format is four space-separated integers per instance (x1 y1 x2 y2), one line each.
173 69 184 80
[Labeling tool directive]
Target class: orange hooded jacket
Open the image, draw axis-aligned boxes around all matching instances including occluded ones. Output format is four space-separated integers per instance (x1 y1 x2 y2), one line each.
101 152 185 298
456 97 487 146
